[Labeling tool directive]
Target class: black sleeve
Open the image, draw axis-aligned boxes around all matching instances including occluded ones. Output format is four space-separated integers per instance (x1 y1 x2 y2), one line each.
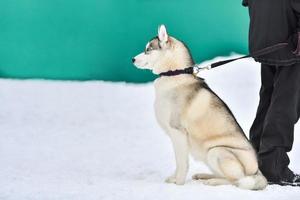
242 0 248 7
292 0 300 31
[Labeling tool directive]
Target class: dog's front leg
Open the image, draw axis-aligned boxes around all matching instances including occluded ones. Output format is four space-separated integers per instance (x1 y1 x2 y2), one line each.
165 129 189 185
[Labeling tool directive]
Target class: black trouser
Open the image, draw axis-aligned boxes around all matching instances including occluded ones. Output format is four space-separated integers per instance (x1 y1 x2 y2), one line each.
250 63 300 181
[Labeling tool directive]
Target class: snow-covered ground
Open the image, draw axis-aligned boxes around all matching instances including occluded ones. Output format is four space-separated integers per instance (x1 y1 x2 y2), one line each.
1 57 300 200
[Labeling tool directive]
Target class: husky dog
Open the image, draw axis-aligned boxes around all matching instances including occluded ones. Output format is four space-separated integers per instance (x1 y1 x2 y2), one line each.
132 25 267 190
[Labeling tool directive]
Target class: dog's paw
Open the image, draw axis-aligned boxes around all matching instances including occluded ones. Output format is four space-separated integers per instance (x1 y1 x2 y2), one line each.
192 173 216 180
165 175 176 184
200 178 231 186
192 173 204 180
165 176 185 185
201 179 216 186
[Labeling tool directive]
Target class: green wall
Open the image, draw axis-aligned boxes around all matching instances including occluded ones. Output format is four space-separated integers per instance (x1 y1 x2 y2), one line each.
0 0 249 82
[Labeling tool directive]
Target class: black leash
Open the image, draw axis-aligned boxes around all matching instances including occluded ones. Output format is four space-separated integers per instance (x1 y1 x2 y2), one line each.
159 42 289 77
203 42 288 70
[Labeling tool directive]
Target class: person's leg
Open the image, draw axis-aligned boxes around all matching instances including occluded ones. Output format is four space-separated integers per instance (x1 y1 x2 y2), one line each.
249 64 276 152
258 63 300 182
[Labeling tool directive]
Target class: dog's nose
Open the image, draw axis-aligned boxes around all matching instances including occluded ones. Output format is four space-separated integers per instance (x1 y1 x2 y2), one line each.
132 58 135 63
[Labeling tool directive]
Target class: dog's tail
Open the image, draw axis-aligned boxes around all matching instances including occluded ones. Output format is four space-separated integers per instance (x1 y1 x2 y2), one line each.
235 170 268 190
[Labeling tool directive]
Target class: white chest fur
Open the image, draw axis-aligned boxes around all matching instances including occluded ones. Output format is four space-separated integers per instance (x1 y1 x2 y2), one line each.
153 75 196 133
154 80 174 132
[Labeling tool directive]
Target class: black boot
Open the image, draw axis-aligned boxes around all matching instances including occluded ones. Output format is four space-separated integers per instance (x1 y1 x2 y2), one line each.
269 168 300 187
259 148 300 186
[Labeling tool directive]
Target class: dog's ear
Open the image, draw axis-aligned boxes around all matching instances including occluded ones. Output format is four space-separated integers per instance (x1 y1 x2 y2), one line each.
158 25 168 43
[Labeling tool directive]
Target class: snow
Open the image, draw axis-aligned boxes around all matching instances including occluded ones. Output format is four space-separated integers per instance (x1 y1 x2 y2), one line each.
1 56 300 199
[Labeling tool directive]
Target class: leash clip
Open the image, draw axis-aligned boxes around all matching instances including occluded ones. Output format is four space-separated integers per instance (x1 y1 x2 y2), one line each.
193 64 211 75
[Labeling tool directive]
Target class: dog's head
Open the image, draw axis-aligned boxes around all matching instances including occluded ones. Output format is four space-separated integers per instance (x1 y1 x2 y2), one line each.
132 25 194 75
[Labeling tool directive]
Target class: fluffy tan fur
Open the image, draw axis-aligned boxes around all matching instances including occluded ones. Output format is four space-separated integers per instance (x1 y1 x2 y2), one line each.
133 25 267 190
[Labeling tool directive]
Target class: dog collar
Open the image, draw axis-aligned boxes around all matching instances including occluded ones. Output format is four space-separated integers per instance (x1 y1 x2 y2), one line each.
159 67 194 77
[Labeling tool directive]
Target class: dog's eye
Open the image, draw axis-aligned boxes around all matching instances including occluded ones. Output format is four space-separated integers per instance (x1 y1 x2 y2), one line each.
145 46 153 54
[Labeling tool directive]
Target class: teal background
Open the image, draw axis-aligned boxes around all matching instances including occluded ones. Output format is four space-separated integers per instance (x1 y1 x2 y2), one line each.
0 0 249 82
